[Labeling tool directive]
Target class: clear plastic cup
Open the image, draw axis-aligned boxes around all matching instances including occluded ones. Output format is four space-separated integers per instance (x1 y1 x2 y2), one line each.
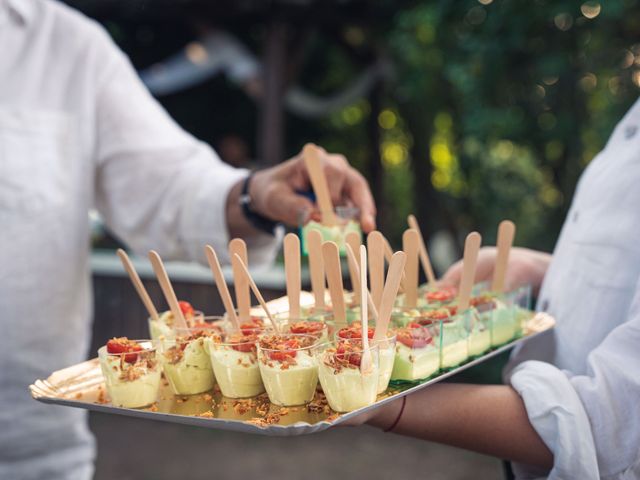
439 309 470 370
466 307 491 357
205 331 264 398
98 339 160 408
336 331 397 394
505 284 533 338
317 342 379 412
300 206 361 256
148 309 205 342
158 317 222 395
256 333 321 406
390 323 440 381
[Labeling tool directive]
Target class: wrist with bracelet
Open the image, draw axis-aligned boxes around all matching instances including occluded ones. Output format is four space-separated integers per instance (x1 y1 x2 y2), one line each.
239 173 279 235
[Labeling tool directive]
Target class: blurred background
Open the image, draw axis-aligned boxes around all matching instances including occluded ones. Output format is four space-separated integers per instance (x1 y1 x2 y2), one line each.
62 0 638 478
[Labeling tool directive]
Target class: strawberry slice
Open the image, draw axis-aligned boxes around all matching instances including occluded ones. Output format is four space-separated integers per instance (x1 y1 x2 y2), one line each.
106 337 143 363
178 301 195 319
267 338 299 361
289 321 324 335
336 343 362 367
425 286 457 303
397 325 433 348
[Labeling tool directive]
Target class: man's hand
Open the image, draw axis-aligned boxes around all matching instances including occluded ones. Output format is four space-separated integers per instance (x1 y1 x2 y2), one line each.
440 246 552 296
247 145 376 233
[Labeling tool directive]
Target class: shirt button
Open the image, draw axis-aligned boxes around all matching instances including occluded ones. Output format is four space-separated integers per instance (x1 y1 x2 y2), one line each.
573 211 579 223
541 299 550 311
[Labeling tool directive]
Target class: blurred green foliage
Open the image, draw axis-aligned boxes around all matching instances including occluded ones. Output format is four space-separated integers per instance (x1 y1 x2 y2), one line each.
314 0 640 252
96 0 640 257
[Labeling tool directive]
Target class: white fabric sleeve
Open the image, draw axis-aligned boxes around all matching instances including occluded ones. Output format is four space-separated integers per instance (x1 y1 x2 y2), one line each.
507 293 640 479
92 31 278 266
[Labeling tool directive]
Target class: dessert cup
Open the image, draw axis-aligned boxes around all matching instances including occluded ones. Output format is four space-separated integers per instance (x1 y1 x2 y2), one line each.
390 323 440 381
257 333 320 406
317 343 379 412
275 312 334 344
98 338 161 408
159 318 222 395
336 327 396 394
205 332 264 398
300 206 361 256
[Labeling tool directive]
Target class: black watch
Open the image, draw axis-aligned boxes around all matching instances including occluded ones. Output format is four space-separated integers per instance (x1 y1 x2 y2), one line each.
239 173 279 235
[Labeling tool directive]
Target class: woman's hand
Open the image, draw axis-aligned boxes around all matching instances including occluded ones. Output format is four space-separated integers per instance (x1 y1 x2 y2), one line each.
440 246 552 296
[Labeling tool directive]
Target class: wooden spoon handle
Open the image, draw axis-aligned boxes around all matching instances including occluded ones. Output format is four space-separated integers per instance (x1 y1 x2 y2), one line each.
402 229 420 308
284 233 301 318
306 230 325 310
345 243 379 320
492 220 516 293
204 245 239 330
322 241 346 324
367 231 385 310
148 250 188 330
229 238 250 322
303 144 338 225
457 232 482 311
408 214 436 286
374 251 406 343
345 231 362 305
232 254 278 332
117 249 159 321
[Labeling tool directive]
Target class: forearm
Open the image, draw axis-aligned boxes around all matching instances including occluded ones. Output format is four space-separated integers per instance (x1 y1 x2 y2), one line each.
368 383 553 470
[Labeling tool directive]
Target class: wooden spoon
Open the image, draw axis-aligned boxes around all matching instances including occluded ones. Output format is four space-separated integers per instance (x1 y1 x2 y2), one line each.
345 231 362 304
229 238 250 322
232 253 278 332
457 232 482 311
408 214 436 287
345 243 379 321
373 251 406 344
306 230 325 311
204 245 239 331
492 220 516 293
284 233 301 318
359 245 373 374
402 229 420 308
148 250 188 330
117 249 159 321
303 143 338 226
381 233 405 293
367 231 385 310
321 241 346 325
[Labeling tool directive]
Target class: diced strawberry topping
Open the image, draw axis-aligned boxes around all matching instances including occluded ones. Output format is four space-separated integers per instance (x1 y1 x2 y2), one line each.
178 301 195 319
290 321 324 335
335 343 362 367
397 325 433 348
228 333 257 353
106 337 144 363
425 286 457 303
337 323 375 340
266 338 300 361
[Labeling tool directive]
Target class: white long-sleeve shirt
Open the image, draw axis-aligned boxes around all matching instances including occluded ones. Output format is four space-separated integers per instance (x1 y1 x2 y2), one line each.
506 99 640 478
0 1 277 478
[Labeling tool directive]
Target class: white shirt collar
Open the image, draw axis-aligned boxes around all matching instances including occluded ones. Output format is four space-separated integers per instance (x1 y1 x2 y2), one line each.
3 0 35 25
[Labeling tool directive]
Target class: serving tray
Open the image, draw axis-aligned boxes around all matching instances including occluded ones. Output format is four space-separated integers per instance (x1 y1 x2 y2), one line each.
30 312 554 436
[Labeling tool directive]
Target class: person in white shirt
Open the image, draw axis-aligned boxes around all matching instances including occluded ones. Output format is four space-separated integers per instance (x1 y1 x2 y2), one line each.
352 103 640 478
0 1 376 479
